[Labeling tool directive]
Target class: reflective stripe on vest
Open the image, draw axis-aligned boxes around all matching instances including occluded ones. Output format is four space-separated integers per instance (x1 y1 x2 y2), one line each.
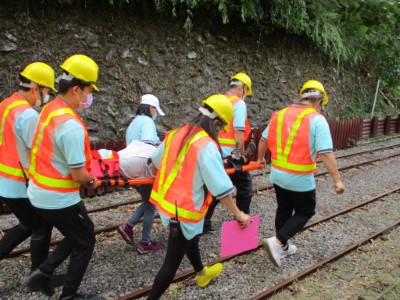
150 126 212 222
29 107 81 190
271 107 317 173
28 96 93 193
218 94 251 148
0 95 30 182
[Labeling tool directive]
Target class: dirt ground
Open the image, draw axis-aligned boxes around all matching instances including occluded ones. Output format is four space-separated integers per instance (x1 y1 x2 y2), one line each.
269 226 400 300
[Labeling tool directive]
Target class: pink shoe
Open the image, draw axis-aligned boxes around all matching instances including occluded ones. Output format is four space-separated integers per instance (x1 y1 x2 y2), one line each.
137 241 162 254
117 223 134 246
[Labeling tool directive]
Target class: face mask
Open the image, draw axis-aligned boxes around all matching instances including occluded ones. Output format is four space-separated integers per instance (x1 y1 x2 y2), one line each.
43 94 50 104
152 111 157 121
77 92 94 109
35 93 51 108
34 98 41 108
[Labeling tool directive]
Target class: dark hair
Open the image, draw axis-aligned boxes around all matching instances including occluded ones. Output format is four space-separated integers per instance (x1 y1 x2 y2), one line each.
58 73 90 94
18 74 33 92
135 104 152 118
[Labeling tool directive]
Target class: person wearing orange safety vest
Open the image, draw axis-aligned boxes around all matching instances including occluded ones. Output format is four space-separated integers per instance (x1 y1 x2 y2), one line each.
0 62 56 273
147 94 251 299
257 80 345 268
204 72 255 233
26 55 101 300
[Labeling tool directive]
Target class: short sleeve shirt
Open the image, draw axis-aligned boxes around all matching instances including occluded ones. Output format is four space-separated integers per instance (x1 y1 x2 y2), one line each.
126 115 159 145
28 119 87 209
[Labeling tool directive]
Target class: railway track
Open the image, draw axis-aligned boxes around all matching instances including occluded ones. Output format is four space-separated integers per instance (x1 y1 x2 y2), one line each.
115 187 400 299
250 220 399 300
1 139 400 299
1 143 399 221
3 145 400 257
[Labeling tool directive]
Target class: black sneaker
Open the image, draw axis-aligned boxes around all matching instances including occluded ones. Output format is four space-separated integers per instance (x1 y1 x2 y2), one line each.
244 142 256 163
26 269 55 297
59 293 102 300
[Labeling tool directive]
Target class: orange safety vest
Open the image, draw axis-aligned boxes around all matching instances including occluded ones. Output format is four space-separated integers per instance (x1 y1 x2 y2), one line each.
29 97 91 192
150 124 214 223
0 93 32 182
218 93 252 148
268 105 320 174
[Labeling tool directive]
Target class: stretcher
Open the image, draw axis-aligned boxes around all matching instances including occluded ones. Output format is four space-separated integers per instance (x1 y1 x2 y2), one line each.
95 161 264 187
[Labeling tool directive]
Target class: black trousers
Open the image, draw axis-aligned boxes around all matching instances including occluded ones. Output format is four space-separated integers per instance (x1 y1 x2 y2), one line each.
0 197 52 271
34 201 96 298
273 184 316 245
147 231 203 300
204 170 253 227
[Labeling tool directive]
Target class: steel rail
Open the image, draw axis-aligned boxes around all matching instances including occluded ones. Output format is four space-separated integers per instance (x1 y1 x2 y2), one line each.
251 143 400 177
114 187 400 299
250 220 400 300
1 145 399 220
85 149 400 215
4 155 400 257
256 152 400 192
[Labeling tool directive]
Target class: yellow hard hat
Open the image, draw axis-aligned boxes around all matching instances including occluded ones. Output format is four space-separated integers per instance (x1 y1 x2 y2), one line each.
20 62 57 92
300 80 329 105
231 72 252 96
202 94 234 125
60 54 99 91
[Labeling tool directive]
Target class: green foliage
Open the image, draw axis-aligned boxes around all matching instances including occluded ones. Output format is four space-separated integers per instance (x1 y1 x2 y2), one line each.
151 0 400 96
6 0 400 104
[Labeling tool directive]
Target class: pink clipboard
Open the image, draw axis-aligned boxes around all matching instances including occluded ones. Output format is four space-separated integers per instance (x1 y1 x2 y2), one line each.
220 215 260 258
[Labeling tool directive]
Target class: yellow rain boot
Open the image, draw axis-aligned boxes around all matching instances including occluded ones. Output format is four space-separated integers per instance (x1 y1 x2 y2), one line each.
196 263 223 288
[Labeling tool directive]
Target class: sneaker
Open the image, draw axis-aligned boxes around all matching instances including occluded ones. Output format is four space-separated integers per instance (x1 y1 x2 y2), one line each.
262 237 283 267
117 223 134 246
196 263 223 288
137 241 162 254
26 269 55 297
59 293 101 300
244 142 256 163
281 243 297 258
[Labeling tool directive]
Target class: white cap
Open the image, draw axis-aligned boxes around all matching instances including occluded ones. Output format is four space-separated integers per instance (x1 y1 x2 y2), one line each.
140 94 165 116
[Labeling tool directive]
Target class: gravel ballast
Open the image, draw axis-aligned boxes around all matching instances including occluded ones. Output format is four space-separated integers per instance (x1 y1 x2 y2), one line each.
1 136 400 300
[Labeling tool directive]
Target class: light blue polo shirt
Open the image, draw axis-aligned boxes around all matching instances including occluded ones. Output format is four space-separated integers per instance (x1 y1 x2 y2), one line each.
28 119 87 209
0 108 38 198
126 115 160 145
220 99 247 157
262 107 333 192
152 138 234 240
